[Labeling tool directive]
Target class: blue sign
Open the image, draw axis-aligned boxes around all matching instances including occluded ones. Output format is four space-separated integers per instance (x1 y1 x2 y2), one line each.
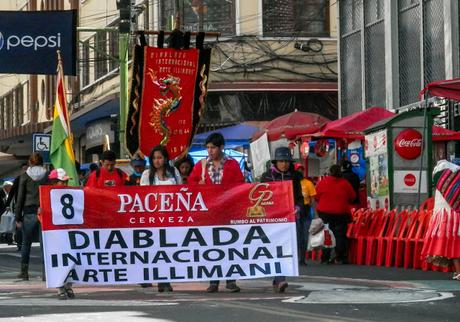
33 133 51 164
0 10 76 75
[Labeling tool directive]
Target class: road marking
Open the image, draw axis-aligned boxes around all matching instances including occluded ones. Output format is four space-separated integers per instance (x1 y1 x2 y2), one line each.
0 311 173 321
282 289 455 304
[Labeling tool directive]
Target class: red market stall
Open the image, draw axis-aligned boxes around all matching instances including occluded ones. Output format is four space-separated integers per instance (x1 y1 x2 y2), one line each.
252 110 330 141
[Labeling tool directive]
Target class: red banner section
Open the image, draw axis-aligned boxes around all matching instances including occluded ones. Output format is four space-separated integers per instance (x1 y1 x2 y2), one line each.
40 182 295 231
139 48 199 159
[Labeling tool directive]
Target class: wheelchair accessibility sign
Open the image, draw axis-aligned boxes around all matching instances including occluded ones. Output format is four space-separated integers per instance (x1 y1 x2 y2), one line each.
33 133 51 164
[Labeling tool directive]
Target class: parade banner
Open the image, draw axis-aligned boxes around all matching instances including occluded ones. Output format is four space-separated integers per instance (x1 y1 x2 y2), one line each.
39 182 298 287
0 10 76 75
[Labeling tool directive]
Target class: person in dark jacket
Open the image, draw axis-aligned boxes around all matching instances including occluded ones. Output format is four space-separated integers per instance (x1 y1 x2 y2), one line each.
15 153 48 280
260 146 304 293
341 160 360 205
6 163 28 251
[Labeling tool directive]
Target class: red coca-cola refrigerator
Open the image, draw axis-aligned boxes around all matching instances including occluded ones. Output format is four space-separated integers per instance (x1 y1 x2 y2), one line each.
364 109 439 210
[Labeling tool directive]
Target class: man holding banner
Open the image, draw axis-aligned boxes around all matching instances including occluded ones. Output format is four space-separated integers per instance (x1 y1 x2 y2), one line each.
188 132 245 293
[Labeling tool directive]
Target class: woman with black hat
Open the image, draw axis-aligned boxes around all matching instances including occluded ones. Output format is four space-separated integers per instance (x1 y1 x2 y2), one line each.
260 146 304 293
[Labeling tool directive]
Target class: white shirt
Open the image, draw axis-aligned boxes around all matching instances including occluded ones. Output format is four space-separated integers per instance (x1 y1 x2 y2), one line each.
140 168 182 186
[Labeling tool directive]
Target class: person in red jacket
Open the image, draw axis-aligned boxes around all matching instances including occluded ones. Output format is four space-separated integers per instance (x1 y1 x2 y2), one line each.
85 150 127 187
315 164 356 265
188 132 244 293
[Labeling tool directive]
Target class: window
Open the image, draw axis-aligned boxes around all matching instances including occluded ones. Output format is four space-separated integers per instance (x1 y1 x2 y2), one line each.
0 99 4 130
108 31 119 72
80 40 90 87
14 86 23 127
160 0 235 36
263 0 328 37
22 81 30 124
95 31 108 80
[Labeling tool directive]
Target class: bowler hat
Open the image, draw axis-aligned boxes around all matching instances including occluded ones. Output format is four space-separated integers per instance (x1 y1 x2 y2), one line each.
272 147 293 162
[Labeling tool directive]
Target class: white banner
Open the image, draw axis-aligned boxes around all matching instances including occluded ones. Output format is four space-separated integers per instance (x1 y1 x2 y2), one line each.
43 224 298 287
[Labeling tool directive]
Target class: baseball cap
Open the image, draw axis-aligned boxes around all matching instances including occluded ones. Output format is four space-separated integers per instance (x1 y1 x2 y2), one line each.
1 181 13 188
49 168 71 181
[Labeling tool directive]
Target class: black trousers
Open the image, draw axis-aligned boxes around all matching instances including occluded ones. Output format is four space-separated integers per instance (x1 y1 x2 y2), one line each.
317 212 349 262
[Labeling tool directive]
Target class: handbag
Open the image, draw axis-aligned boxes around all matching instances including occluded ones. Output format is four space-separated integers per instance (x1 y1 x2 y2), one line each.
307 223 336 250
0 209 16 234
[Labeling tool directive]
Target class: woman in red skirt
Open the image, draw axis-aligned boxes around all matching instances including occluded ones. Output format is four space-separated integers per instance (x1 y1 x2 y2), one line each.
422 160 460 279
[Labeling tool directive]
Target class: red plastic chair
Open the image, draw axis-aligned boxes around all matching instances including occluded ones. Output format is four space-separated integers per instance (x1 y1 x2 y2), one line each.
365 209 389 266
404 209 430 269
384 209 409 267
375 209 396 266
394 209 418 267
355 210 377 265
347 208 367 264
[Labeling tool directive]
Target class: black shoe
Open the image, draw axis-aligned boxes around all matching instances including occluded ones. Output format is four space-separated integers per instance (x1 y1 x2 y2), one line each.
273 281 288 293
140 283 153 288
158 283 173 292
225 282 241 293
206 284 219 293
65 288 75 299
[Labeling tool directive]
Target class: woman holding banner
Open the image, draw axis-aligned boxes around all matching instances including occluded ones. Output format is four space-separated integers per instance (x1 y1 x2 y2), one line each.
140 145 182 292
260 146 304 293
48 168 76 300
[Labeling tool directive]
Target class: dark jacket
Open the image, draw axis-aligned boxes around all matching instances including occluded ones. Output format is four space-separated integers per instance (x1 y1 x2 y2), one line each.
0 189 6 216
342 169 360 204
5 174 20 210
260 165 304 212
15 166 48 222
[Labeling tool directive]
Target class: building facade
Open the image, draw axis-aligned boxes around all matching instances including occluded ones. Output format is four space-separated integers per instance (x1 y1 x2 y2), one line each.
0 0 338 176
339 0 460 133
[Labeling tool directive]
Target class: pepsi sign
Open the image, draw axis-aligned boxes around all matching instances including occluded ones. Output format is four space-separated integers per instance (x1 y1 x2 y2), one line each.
0 10 76 75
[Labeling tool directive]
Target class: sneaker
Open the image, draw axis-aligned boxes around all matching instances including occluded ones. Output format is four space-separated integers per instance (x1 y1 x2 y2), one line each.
274 281 288 293
453 273 460 281
206 284 219 293
225 282 241 293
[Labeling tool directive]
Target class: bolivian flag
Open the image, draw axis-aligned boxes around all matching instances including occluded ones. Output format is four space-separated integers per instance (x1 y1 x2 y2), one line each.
50 53 79 186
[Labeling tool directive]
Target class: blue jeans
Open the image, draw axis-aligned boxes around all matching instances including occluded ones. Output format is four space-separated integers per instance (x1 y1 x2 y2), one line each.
21 211 42 266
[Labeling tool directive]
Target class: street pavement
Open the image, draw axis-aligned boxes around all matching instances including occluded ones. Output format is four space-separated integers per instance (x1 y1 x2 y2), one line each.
0 244 458 321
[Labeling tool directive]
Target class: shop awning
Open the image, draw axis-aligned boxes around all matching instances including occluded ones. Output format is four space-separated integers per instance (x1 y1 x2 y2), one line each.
432 126 460 141
420 78 460 101
310 107 395 140
252 111 330 141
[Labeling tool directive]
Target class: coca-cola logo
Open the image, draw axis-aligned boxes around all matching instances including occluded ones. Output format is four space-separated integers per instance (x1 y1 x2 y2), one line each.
404 173 416 186
394 129 422 160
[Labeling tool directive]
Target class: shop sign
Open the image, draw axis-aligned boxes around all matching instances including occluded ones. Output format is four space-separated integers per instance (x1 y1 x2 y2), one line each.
364 129 387 157
393 170 427 193
86 119 114 149
394 129 422 160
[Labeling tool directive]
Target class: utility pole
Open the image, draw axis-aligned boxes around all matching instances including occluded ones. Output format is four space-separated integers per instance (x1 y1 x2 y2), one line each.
117 0 131 158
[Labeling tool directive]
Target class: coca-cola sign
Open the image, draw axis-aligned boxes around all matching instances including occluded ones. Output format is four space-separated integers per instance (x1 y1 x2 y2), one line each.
394 129 422 160
404 173 416 186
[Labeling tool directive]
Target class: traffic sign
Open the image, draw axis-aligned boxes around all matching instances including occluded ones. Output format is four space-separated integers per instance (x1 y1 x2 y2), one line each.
33 133 51 164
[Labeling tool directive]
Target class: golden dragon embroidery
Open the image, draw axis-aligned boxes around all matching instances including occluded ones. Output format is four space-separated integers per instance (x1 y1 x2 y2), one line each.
147 68 183 145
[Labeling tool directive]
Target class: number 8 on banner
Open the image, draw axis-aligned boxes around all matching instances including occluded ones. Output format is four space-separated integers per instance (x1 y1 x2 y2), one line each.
50 189 84 225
